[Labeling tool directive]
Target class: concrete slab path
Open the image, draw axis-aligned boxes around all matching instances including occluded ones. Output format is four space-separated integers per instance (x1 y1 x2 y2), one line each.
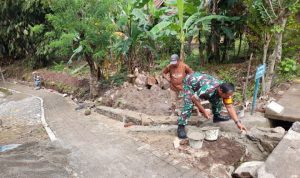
257 122 300 178
1 83 208 178
266 83 300 122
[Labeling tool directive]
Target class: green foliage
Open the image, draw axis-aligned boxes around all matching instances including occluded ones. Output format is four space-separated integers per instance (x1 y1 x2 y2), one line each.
46 0 116 64
0 0 51 66
50 61 66 72
279 58 299 76
283 3 300 58
154 58 170 71
185 54 204 72
217 68 236 84
101 66 128 87
113 0 159 72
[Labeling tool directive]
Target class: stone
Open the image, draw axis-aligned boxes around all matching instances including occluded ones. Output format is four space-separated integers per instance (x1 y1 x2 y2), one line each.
292 122 300 133
209 164 232 178
62 93 68 97
124 122 134 128
186 148 195 155
278 83 291 91
113 98 127 108
135 74 147 87
260 140 274 153
84 109 91 116
235 161 264 178
123 82 130 88
180 139 189 146
136 87 143 91
160 78 170 90
257 124 300 178
146 76 157 86
150 84 161 91
277 91 284 95
97 97 103 103
257 143 265 152
194 151 209 158
178 146 189 153
154 75 162 85
271 127 285 134
134 68 139 77
246 127 285 153
173 137 180 149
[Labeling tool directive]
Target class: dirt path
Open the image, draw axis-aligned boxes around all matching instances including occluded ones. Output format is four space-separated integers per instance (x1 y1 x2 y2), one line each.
2 82 208 178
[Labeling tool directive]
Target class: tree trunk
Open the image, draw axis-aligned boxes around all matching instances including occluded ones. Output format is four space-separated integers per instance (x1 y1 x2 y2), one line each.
261 33 272 96
207 31 220 63
180 42 185 61
221 37 228 62
198 29 205 66
206 34 212 62
85 54 99 99
211 22 220 62
265 17 287 94
236 33 243 59
187 36 193 56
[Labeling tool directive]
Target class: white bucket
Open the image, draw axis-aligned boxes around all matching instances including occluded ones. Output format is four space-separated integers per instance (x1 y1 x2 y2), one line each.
202 127 219 141
187 132 205 149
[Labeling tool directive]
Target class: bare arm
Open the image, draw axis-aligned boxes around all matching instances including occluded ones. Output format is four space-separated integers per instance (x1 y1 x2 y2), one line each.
185 64 193 75
225 104 247 132
191 96 212 119
162 66 170 82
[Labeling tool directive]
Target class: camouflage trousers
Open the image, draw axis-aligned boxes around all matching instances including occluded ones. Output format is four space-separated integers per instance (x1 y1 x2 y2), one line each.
177 91 222 125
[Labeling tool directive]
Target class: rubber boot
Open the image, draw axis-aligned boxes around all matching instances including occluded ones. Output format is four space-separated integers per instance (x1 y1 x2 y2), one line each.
177 125 187 139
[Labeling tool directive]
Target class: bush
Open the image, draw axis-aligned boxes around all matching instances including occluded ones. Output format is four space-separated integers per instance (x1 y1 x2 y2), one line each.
279 58 299 79
50 61 66 72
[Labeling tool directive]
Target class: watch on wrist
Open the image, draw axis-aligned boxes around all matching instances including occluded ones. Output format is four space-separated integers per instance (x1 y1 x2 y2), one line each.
235 120 241 124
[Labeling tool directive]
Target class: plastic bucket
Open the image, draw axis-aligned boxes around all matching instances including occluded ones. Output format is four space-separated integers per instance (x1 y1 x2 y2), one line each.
204 127 219 141
188 132 205 149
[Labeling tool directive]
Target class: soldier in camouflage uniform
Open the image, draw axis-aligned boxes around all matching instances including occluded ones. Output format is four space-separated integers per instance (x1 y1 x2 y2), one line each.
177 72 247 138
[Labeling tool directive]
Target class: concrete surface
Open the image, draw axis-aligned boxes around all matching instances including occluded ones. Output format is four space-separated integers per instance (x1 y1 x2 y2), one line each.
96 106 272 133
2 83 209 178
257 122 300 178
265 83 300 122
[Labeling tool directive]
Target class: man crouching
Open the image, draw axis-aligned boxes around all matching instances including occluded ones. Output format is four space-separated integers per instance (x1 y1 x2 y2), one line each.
177 72 247 138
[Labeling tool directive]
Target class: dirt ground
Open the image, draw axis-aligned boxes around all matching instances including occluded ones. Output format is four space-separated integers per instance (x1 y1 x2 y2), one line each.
130 131 251 174
102 84 173 116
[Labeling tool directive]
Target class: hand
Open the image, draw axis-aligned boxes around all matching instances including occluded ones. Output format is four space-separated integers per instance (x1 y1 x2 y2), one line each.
237 122 247 132
202 111 212 120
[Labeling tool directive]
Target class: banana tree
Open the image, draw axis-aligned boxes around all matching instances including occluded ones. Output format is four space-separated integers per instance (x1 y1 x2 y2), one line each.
113 0 161 73
147 0 188 60
150 0 242 63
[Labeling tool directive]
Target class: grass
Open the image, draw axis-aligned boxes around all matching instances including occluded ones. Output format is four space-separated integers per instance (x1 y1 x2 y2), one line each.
49 61 67 72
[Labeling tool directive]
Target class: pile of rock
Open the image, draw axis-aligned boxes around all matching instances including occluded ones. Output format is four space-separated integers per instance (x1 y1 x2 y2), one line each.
128 68 169 91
